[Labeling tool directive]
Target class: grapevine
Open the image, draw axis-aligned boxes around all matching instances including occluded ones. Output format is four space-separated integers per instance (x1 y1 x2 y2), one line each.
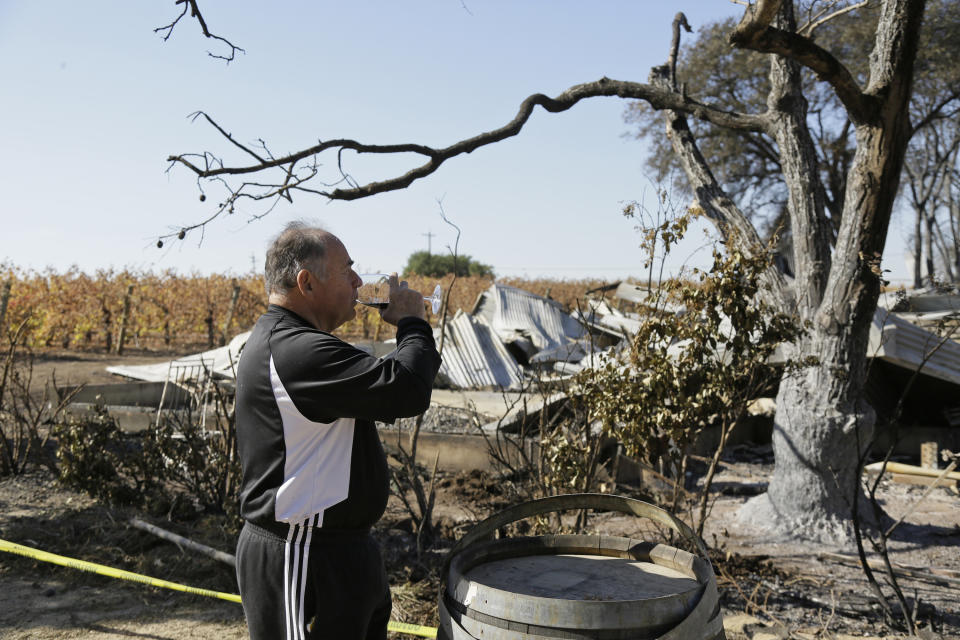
0 267 619 352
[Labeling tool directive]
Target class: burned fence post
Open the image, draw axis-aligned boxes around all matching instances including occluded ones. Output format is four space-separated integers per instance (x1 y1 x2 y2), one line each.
101 298 113 353
205 306 215 349
220 279 241 346
115 284 134 355
0 279 11 334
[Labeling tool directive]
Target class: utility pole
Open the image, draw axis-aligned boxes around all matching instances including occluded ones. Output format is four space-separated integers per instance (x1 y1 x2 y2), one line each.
422 230 435 255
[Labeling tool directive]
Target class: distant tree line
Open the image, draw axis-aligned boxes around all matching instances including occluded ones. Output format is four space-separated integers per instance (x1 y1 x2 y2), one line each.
402 251 494 278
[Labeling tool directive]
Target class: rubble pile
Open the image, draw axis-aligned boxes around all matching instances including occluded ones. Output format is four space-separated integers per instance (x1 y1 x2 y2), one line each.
92 282 960 437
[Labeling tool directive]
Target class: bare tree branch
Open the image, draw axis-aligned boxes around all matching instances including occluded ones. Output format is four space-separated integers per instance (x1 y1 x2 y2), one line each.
155 0 244 63
799 0 871 37
650 67 791 310
188 111 266 163
657 9 783 304
767 2 833 314
910 86 960 135
730 0 876 123
668 12 693 90
168 79 770 209
155 153 350 246
864 0 927 96
799 0 847 31
155 0 189 41
819 0 925 329
732 0 784 37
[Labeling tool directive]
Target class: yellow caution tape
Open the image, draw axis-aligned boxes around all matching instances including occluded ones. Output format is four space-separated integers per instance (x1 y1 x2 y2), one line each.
0 537 438 638
387 621 437 638
0 537 242 603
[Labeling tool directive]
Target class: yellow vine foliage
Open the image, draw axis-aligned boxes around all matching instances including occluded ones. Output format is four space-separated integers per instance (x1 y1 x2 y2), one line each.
0 267 614 352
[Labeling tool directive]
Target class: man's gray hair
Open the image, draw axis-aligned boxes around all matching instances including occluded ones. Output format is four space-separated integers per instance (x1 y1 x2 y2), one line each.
264 222 332 295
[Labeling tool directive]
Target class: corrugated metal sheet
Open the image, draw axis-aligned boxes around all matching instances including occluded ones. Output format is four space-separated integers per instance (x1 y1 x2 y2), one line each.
571 300 642 338
878 290 960 313
614 282 687 315
572 310 631 340
553 346 621 375
870 309 960 385
595 313 642 336
529 338 603 365
477 283 585 351
436 311 523 390
106 331 250 382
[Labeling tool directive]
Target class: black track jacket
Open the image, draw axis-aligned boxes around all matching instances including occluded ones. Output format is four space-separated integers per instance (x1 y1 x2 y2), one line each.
235 304 441 530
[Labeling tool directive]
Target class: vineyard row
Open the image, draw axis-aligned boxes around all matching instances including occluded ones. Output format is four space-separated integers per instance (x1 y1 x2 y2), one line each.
0 267 612 353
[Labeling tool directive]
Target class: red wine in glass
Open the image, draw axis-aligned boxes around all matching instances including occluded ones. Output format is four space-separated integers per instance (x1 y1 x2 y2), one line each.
356 274 442 314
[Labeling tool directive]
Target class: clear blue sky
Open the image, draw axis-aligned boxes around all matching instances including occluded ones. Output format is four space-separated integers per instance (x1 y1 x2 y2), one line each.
0 1 913 283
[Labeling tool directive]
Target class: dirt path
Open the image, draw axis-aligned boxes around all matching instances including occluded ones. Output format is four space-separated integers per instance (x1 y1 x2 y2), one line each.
0 471 247 639
24 349 181 392
1 580 245 640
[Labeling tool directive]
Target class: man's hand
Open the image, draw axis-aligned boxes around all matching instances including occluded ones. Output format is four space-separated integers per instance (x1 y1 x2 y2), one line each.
380 273 426 325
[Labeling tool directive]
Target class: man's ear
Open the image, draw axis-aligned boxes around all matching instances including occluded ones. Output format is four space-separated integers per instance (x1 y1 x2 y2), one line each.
295 268 313 295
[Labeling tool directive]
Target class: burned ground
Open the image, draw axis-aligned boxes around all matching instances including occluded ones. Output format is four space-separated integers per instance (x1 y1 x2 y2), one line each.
1 352 958 639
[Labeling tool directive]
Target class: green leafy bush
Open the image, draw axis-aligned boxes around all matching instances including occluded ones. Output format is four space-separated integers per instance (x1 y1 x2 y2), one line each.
577 242 800 455
403 251 493 278
573 223 805 533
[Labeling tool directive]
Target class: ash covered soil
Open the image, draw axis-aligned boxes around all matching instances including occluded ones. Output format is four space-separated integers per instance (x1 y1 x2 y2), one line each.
1 352 958 639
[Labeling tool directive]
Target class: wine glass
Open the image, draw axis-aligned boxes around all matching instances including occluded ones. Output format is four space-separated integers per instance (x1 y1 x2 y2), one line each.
356 273 442 314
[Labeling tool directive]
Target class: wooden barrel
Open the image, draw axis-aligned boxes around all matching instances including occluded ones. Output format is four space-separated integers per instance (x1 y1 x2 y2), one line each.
438 494 724 640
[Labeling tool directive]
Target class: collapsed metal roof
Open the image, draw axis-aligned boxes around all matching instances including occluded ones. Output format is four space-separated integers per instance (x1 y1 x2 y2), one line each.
435 310 523 390
106 331 250 382
573 301 642 338
870 309 960 386
473 283 585 352
612 282 687 315
878 287 960 313
101 284 960 394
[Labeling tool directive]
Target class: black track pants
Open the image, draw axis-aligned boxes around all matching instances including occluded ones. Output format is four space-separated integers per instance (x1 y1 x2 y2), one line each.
236 521 392 640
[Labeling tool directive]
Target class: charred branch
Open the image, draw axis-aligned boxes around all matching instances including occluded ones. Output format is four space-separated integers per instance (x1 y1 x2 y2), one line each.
155 0 244 63
168 79 768 208
157 149 347 245
668 13 693 90
767 2 833 314
820 0 926 327
650 67 790 310
865 0 927 97
737 31 874 123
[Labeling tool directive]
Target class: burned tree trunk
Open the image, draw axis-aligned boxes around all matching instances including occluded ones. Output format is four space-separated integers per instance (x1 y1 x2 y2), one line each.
747 112 915 538
749 0 922 532
689 0 923 541
747 334 878 540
